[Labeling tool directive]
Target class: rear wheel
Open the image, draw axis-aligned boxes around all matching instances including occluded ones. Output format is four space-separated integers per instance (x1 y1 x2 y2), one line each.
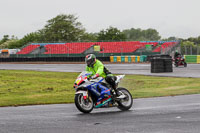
184 62 187 67
116 88 133 111
75 93 94 113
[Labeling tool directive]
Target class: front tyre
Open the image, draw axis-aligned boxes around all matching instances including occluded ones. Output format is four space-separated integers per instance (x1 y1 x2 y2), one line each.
75 93 94 113
175 63 178 67
117 88 133 111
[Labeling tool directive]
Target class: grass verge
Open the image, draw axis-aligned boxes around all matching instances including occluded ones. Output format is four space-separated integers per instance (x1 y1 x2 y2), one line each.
0 70 200 107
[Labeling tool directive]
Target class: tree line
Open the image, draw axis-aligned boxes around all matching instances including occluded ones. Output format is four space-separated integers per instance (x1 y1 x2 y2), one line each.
0 14 200 50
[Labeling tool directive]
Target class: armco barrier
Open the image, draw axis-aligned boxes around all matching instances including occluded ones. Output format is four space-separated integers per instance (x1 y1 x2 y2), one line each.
117 56 121 62
10 52 160 58
110 55 147 63
184 55 200 63
128 56 132 62
197 55 200 63
110 56 114 62
140 55 147 62
121 56 125 62
131 56 135 63
185 55 197 63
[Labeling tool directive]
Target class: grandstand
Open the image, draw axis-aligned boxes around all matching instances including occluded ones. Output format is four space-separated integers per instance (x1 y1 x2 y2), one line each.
15 41 179 57
17 44 40 54
153 41 178 53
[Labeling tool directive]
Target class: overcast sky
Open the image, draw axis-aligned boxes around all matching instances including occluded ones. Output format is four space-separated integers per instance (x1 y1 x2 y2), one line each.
0 0 200 39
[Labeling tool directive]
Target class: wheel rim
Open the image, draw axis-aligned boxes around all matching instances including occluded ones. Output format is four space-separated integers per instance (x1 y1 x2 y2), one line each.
78 94 93 111
118 90 132 107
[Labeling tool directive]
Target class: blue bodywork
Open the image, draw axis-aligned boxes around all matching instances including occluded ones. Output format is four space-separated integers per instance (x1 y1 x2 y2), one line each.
77 72 112 108
88 78 112 108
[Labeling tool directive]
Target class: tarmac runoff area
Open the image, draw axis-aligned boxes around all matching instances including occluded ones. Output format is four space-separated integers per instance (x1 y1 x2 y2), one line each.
0 63 200 78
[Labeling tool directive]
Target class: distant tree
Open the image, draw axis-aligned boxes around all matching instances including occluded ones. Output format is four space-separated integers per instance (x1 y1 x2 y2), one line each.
8 32 40 48
181 41 195 47
123 28 142 41
180 41 196 55
0 35 9 44
97 26 126 41
187 36 200 45
80 32 98 42
145 28 161 40
0 35 19 49
162 36 178 41
39 14 86 42
123 28 161 41
0 39 18 49
197 36 200 44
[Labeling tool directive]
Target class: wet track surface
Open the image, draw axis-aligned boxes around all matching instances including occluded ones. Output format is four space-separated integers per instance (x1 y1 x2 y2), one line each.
0 63 200 77
0 63 200 133
0 94 200 133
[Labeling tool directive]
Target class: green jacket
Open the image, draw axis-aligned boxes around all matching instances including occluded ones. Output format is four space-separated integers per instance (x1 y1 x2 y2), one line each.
86 59 107 78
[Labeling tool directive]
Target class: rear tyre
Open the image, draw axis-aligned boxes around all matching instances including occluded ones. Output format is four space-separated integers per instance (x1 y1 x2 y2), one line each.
75 93 94 113
184 62 187 67
116 88 133 111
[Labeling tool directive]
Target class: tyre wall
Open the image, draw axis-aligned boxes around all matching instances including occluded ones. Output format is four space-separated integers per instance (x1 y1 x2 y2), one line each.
151 57 173 73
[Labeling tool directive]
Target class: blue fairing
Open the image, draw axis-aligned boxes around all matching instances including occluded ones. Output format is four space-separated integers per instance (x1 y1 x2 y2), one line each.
76 72 112 108
86 79 111 108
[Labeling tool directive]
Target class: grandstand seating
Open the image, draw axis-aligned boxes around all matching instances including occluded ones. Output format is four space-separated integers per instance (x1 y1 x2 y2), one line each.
43 42 95 54
44 44 68 54
17 44 40 54
16 41 178 55
66 42 95 54
153 41 177 52
98 41 143 53
41 41 145 54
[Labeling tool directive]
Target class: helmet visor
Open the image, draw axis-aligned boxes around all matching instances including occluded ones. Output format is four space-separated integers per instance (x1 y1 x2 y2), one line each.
86 59 93 66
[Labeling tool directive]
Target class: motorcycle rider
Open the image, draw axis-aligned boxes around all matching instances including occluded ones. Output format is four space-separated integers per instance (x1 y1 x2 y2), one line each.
85 54 117 93
174 50 181 64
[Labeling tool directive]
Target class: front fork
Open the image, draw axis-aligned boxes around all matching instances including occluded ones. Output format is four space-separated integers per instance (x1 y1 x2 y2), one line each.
75 90 93 104
75 90 88 100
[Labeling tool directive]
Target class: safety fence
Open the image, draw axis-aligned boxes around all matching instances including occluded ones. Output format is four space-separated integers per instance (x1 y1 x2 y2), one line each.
9 52 160 58
0 57 110 62
110 55 147 63
184 55 200 63
181 46 200 55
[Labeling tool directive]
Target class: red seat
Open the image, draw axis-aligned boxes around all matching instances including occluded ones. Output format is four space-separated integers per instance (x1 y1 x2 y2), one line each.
17 45 40 54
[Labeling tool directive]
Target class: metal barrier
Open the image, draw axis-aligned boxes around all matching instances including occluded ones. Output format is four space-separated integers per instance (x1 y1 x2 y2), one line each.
110 55 147 63
0 57 110 62
184 55 200 63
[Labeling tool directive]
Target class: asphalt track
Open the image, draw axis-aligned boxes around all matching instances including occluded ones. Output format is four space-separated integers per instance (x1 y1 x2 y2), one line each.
0 63 200 77
0 63 200 133
0 94 200 133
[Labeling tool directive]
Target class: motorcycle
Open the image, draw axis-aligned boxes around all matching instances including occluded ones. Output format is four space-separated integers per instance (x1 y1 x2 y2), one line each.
73 71 133 113
173 55 187 67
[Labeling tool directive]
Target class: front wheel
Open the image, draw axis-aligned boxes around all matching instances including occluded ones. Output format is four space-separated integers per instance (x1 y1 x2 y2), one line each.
116 88 133 111
75 93 94 113
175 63 178 67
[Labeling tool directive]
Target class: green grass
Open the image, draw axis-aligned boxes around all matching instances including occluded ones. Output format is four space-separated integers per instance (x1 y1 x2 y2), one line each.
0 70 78 107
0 70 200 107
120 75 200 98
